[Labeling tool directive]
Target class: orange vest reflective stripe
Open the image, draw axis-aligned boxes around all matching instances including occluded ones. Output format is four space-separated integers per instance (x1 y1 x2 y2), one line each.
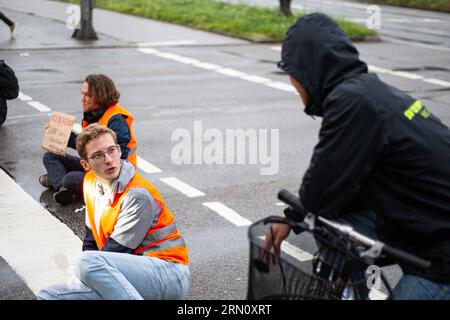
83 170 189 265
82 104 137 166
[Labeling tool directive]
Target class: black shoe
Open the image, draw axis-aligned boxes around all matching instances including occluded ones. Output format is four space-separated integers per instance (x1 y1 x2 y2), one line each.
53 187 73 205
10 22 17 38
39 174 53 189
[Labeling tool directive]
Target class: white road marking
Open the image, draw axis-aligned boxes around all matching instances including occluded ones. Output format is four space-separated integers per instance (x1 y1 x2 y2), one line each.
280 240 315 262
137 40 197 47
265 81 297 93
203 202 252 227
270 46 281 52
271 46 449 88
27 101 51 112
18 92 32 101
137 156 162 174
389 70 425 80
160 177 205 198
257 235 314 262
423 78 450 87
386 38 450 53
138 48 296 94
0 169 81 295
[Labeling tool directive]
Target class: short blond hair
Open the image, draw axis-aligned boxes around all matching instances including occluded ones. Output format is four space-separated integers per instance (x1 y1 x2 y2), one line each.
76 124 117 160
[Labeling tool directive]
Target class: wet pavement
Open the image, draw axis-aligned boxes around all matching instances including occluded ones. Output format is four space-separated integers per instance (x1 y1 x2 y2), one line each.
0 0 449 300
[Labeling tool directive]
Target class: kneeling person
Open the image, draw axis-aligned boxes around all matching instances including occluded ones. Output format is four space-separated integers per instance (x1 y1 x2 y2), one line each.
38 124 189 300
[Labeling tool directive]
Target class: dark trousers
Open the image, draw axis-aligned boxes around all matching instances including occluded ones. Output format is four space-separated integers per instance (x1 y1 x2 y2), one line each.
42 151 85 194
0 12 13 27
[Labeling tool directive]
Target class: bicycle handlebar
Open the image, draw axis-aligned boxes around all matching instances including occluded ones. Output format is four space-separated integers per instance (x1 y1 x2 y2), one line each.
382 244 431 272
278 189 307 216
277 189 431 273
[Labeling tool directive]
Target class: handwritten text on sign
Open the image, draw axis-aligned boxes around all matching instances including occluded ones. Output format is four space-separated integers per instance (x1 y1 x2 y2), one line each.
42 112 76 156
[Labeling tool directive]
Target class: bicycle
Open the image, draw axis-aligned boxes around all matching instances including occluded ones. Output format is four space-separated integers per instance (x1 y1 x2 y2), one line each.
247 189 431 300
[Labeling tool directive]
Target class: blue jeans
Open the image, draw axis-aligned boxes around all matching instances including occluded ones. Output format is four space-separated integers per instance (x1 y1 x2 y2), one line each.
321 209 450 300
37 251 190 300
42 151 84 192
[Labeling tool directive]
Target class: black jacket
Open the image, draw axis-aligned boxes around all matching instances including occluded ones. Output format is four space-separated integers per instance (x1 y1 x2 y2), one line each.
279 13 450 283
0 60 19 101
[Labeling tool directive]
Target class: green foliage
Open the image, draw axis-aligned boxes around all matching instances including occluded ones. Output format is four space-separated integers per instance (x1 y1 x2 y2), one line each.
62 0 377 42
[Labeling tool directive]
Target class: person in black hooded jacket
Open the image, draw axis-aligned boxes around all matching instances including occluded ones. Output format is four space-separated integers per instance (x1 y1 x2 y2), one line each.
264 13 450 299
0 60 19 126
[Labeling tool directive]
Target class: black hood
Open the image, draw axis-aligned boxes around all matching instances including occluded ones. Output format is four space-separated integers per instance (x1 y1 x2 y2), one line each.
278 13 368 116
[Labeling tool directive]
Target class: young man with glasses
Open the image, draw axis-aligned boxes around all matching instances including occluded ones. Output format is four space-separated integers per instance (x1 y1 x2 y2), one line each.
38 124 189 300
39 74 137 205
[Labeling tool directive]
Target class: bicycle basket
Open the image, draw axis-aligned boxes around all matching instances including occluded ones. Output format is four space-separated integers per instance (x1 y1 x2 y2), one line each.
247 217 368 300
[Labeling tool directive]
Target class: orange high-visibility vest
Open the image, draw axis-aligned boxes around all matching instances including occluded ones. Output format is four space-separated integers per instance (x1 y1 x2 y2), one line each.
82 104 137 166
83 170 189 265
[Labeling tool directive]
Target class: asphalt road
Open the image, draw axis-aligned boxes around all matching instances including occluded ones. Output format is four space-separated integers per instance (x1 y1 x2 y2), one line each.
0 0 449 300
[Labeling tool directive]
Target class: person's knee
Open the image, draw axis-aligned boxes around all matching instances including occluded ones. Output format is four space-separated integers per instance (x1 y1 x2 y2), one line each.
74 251 103 283
43 151 58 166
62 172 84 192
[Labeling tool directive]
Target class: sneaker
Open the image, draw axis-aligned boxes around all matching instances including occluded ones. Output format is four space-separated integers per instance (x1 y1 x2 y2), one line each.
10 22 16 38
39 174 52 189
53 187 73 205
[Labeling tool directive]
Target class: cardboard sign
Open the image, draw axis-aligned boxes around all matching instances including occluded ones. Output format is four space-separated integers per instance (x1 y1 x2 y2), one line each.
42 112 76 156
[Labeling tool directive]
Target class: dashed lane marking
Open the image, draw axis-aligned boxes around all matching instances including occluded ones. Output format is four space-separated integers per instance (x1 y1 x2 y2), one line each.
18 92 32 102
160 177 205 198
137 48 299 96
203 202 252 227
270 46 450 88
27 101 51 113
137 157 162 174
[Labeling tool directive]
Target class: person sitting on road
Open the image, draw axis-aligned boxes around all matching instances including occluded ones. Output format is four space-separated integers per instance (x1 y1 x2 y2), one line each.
37 124 189 300
39 74 138 205
264 13 450 300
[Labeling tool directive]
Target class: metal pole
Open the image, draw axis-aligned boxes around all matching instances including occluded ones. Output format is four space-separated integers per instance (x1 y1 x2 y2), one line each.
72 0 98 40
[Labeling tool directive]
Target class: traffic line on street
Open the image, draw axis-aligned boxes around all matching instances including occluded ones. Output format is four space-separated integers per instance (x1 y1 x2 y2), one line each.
137 157 162 174
27 101 52 113
18 91 32 102
137 40 197 47
257 235 314 262
0 168 81 296
270 45 450 88
386 38 450 53
18 91 52 112
160 177 205 198
423 78 450 87
203 202 252 227
137 47 299 95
